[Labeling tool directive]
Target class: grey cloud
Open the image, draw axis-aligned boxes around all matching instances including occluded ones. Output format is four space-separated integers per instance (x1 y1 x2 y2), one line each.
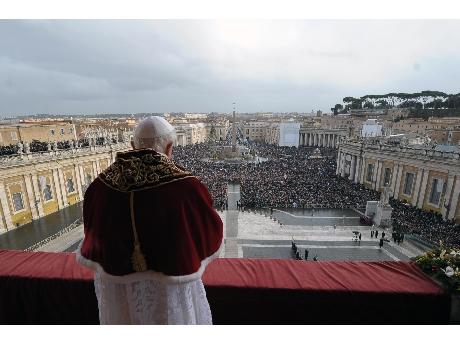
0 20 459 116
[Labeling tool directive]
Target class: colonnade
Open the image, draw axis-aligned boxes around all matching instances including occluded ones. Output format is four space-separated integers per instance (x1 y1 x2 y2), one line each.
336 142 460 222
0 144 128 232
299 132 343 148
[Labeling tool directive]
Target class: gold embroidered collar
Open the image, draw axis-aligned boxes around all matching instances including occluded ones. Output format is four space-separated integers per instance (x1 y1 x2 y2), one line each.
99 149 193 192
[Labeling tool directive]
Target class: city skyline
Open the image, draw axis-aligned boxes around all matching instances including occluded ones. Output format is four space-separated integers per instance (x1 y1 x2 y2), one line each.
1 20 460 116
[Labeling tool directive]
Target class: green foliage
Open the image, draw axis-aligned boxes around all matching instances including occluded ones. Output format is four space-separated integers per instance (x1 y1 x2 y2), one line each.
334 91 460 113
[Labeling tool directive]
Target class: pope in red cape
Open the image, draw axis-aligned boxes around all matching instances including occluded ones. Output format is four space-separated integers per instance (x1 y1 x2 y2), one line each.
77 116 223 324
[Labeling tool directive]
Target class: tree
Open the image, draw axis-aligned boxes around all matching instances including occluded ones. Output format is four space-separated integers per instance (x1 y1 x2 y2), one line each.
376 99 390 109
363 101 374 109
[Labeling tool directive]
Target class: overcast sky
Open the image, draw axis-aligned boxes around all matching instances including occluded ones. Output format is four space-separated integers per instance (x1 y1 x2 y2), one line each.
1 20 459 116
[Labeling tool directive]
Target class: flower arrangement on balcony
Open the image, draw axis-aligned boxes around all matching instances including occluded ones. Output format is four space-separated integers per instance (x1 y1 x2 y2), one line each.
414 241 460 294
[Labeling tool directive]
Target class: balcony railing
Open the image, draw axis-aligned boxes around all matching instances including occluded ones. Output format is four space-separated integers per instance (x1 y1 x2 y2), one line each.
0 249 455 324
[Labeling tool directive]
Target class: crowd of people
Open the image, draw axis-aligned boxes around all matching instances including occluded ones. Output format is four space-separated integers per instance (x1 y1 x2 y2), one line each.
0 137 118 157
0 144 17 156
1 135 459 247
173 141 460 248
390 199 459 247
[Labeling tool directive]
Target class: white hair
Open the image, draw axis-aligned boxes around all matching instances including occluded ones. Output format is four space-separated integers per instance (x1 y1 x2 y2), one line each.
132 116 176 153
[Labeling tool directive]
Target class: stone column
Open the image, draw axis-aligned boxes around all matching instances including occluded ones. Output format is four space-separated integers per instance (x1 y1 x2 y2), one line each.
448 176 460 219
79 165 85 186
393 164 404 199
416 170 430 208
92 161 98 177
390 163 399 197
52 169 65 209
23 175 39 220
375 160 384 190
340 153 346 177
336 150 341 175
308 133 313 146
359 157 367 184
59 168 69 207
442 174 455 218
95 159 101 175
31 174 45 218
354 156 361 183
0 182 14 231
411 169 424 207
349 155 357 181
74 164 84 201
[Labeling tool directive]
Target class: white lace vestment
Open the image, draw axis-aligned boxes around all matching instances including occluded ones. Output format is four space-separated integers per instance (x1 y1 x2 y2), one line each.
93 270 212 325
77 243 221 325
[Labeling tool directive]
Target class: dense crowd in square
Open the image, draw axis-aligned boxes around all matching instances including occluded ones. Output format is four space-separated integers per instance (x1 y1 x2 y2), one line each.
173 141 460 247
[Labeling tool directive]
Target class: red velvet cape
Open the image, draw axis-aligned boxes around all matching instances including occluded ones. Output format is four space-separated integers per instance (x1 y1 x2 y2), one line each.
78 149 223 280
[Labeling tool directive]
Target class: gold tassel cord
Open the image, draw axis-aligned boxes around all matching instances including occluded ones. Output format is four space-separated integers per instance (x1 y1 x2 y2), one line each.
130 192 148 272
132 243 148 272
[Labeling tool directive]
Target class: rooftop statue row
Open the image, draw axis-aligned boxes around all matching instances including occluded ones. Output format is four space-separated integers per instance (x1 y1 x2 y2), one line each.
0 139 131 167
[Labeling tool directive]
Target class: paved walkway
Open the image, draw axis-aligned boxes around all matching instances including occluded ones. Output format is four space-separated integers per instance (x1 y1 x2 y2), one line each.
218 186 423 261
34 225 84 253
224 183 240 257
0 183 424 262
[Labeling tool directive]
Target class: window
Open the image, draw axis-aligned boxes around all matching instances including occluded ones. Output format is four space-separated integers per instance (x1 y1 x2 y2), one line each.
403 172 415 196
50 129 55 136
39 175 54 201
366 164 374 182
69 128 73 134
12 192 25 212
66 178 75 193
11 132 18 141
43 185 53 201
382 168 392 187
60 128 65 135
85 173 93 186
428 178 444 206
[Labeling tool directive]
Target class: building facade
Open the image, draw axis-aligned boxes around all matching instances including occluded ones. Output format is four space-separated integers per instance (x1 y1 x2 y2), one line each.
337 138 460 222
0 142 130 232
0 122 77 146
361 119 383 137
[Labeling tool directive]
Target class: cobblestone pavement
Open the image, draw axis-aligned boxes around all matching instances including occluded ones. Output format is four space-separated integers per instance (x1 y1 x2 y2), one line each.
0 183 423 262
36 225 84 252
